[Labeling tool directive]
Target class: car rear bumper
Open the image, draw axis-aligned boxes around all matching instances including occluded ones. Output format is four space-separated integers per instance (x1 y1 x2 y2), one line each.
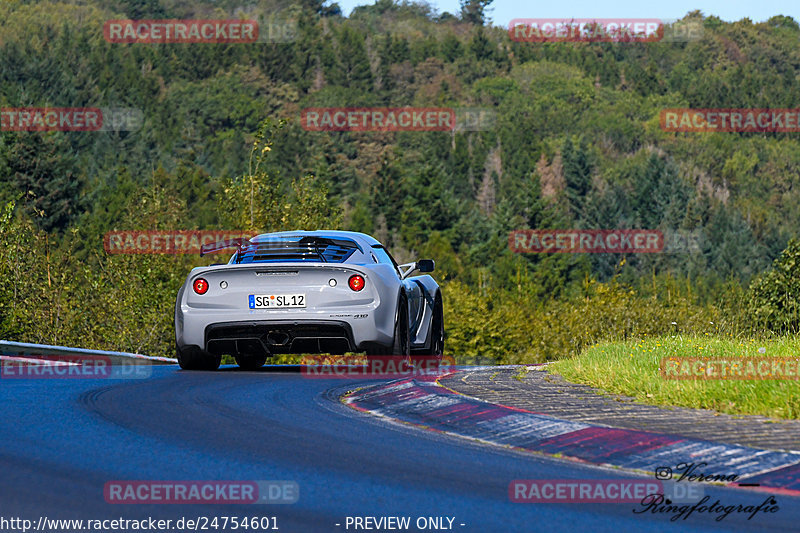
177 317 393 357
205 320 358 356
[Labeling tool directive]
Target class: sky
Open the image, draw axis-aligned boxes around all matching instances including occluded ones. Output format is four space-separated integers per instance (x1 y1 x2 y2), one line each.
334 0 800 27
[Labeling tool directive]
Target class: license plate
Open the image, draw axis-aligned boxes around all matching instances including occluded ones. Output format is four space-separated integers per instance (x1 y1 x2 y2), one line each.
249 294 306 309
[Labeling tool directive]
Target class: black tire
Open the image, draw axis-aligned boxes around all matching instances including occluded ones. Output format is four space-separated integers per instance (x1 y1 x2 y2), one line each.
235 354 267 371
430 293 444 357
378 294 410 356
176 345 221 371
392 294 411 356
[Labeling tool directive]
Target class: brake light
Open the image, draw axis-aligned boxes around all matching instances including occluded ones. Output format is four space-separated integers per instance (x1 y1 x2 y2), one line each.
348 275 365 291
193 278 209 294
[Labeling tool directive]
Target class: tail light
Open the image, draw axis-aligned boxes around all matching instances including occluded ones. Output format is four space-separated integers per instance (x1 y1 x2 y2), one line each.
193 278 209 294
348 275 365 291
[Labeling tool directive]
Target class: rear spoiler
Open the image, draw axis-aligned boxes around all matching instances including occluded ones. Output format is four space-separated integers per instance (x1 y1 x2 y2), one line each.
200 237 253 257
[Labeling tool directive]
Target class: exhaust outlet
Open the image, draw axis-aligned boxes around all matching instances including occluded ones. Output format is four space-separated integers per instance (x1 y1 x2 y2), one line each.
266 332 291 346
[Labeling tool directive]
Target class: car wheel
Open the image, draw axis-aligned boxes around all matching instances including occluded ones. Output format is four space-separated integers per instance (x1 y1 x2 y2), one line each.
379 294 410 356
176 345 221 371
430 293 444 357
235 354 267 371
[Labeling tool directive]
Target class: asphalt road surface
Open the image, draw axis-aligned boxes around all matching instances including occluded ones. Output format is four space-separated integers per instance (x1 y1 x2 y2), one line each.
0 365 797 532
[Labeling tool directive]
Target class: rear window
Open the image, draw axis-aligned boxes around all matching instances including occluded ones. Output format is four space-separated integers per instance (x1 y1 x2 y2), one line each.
231 236 360 264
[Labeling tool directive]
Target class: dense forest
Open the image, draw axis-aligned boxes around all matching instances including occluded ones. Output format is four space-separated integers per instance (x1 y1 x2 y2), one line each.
2 0 800 361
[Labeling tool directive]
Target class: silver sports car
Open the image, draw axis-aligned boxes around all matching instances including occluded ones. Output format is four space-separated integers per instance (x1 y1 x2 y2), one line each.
174 230 444 370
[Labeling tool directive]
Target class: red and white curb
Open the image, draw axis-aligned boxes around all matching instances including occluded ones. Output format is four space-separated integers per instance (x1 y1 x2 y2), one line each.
343 372 800 495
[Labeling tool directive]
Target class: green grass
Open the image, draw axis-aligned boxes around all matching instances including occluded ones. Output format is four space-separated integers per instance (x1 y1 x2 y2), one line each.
549 335 800 419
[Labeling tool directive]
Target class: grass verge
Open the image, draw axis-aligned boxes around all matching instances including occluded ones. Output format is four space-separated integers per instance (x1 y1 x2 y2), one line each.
549 335 800 420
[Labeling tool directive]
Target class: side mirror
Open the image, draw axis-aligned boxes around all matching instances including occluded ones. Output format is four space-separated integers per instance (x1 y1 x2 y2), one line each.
416 259 435 273
398 259 436 279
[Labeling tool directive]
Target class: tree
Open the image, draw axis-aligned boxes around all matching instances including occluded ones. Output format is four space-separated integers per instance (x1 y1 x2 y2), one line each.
460 0 493 25
561 137 593 224
440 33 463 62
115 0 167 18
294 0 342 17
218 118 342 232
334 26 373 93
4 132 82 232
468 28 494 60
748 238 800 332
